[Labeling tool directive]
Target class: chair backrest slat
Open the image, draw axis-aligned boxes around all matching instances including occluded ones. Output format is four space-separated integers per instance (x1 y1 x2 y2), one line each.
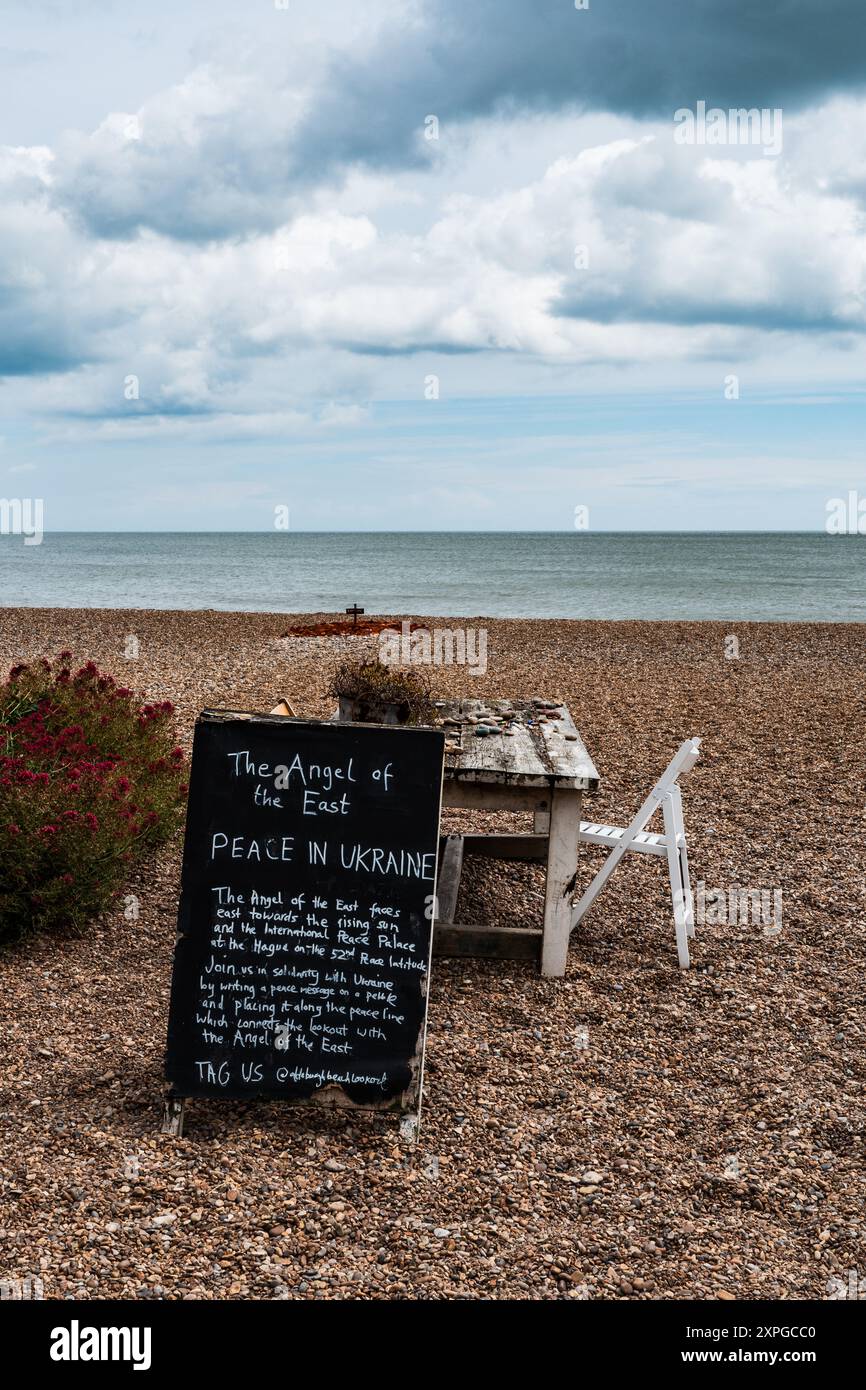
657 737 701 789
626 738 701 836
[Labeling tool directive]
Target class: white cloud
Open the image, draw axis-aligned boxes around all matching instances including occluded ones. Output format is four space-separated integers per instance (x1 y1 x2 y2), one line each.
2 96 866 437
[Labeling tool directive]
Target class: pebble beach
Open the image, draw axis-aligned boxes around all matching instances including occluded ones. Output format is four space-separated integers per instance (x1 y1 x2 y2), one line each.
1 607 864 1302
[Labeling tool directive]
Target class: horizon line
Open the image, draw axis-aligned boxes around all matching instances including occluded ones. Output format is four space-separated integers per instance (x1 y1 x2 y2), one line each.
0 528 851 537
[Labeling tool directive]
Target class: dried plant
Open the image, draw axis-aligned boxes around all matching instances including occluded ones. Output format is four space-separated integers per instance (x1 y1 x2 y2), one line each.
327 659 437 725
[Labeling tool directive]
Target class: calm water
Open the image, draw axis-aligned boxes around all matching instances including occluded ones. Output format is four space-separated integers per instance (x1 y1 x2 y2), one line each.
0 532 863 620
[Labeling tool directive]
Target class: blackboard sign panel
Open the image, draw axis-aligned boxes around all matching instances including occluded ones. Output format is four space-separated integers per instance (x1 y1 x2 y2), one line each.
165 711 444 1112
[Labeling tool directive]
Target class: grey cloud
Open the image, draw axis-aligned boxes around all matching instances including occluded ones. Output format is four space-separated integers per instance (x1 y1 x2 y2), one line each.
554 291 864 336
0 326 81 376
292 1 866 170
338 340 482 358
54 113 297 243
51 1 866 242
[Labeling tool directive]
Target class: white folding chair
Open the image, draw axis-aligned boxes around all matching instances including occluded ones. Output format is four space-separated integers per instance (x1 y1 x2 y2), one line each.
571 738 702 968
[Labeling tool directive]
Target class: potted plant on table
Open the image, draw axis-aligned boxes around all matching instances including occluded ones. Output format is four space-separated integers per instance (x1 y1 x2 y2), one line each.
328 660 437 726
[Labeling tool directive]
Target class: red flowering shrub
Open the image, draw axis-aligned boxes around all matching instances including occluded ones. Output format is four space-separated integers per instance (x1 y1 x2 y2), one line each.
0 654 186 942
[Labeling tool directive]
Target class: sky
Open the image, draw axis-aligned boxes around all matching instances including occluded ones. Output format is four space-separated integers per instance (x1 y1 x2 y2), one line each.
1 0 866 530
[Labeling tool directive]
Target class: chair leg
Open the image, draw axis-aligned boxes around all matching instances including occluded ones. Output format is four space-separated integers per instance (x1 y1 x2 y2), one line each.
663 794 690 968
571 829 633 928
671 784 695 939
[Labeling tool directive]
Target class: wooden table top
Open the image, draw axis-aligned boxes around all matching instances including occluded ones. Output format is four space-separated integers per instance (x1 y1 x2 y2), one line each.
436 698 599 792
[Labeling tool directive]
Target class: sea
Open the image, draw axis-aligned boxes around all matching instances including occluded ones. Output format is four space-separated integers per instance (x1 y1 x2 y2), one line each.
0 532 864 620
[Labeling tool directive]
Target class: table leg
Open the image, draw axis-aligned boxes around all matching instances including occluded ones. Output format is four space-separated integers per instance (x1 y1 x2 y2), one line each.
162 1097 185 1137
541 788 583 977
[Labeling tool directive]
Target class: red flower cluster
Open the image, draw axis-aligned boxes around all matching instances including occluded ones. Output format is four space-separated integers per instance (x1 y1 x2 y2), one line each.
0 653 186 941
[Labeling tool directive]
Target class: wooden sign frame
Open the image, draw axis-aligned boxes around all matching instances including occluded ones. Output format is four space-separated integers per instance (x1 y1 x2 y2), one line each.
163 709 444 1139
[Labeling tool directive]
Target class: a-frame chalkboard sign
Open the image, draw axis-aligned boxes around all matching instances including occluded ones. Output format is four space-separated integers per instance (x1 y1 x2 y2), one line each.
164 710 445 1136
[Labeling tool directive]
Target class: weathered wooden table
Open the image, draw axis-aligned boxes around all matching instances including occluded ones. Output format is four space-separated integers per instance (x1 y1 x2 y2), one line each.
433 699 599 977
